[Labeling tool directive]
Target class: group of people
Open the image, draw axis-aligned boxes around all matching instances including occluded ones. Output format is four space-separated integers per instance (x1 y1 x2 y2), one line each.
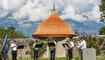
10 37 57 60
10 37 86 60
64 37 86 60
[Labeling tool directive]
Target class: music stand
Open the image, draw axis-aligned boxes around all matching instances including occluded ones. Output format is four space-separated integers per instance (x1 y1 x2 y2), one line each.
35 44 43 48
17 45 24 60
48 43 56 47
62 43 69 47
17 45 24 49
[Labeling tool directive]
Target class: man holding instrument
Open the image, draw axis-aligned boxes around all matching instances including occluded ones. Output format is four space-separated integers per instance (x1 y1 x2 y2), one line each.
48 37 56 60
77 37 86 60
10 40 17 60
33 40 39 60
63 37 74 60
67 38 74 60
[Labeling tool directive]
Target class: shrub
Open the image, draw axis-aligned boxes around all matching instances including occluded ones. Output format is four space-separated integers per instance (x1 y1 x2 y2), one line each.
29 40 47 57
82 34 105 55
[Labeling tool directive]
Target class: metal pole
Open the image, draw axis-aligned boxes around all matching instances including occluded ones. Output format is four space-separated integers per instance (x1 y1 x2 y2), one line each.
27 54 28 60
21 50 22 60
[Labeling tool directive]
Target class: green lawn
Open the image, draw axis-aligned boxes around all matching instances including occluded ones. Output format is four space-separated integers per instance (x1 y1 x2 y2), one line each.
9 57 66 60
9 56 105 60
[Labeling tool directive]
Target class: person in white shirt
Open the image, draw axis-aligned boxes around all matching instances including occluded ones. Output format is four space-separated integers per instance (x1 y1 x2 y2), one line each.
77 37 86 50
69 39 74 48
68 38 74 60
10 40 17 60
33 40 39 60
77 37 86 60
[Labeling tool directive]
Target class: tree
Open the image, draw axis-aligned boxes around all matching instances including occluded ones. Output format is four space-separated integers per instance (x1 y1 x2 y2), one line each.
80 33 105 55
99 0 105 23
99 26 105 35
0 26 28 38
8 26 15 32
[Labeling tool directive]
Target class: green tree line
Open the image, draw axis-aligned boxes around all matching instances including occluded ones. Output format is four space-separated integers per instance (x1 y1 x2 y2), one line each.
0 26 29 38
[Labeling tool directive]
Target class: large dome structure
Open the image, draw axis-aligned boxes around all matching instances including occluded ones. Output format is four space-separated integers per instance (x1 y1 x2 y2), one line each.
32 10 76 38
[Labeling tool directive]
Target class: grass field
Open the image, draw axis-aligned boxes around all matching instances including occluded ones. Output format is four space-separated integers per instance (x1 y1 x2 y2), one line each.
9 57 66 60
9 56 105 60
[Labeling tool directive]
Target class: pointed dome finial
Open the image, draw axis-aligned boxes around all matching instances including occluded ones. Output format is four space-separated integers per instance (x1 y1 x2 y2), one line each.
53 3 55 11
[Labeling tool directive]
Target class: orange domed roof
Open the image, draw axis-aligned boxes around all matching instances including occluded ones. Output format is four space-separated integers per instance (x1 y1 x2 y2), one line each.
32 11 76 37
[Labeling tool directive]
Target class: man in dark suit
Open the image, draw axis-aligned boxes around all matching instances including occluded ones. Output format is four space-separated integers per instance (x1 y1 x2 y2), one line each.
48 37 56 60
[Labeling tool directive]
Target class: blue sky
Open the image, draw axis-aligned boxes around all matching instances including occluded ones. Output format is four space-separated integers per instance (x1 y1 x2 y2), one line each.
0 0 104 37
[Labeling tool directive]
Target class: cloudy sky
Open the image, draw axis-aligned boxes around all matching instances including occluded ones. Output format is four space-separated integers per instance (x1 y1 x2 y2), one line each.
0 0 103 36
0 0 101 22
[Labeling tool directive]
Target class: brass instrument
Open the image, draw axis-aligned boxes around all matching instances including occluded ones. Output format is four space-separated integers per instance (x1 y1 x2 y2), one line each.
66 39 72 48
48 37 55 51
50 46 55 51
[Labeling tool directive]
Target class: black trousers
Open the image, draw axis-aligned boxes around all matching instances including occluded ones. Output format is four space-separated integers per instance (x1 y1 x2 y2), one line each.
34 49 38 60
50 49 55 60
68 48 73 60
12 50 17 60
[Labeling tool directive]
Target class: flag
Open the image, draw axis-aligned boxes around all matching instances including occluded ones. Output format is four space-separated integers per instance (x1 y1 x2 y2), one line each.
3 36 8 54
0 45 2 54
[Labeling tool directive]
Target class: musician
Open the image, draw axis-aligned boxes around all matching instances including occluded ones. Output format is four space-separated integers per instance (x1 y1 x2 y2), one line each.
77 37 86 50
48 37 56 60
77 37 86 60
66 38 74 60
69 38 74 48
33 40 39 60
10 40 17 60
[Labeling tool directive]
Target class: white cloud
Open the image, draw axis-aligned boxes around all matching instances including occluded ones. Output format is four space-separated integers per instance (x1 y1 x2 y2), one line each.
60 5 87 22
0 0 101 23
8 0 26 10
0 0 26 18
60 0 100 22
0 0 8 10
0 10 8 18
0 0 8 18
85 5 100 22
19 23 32 28
11 0 52 22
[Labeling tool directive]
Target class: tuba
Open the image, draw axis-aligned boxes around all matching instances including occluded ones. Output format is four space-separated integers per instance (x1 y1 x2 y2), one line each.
48 37 55 51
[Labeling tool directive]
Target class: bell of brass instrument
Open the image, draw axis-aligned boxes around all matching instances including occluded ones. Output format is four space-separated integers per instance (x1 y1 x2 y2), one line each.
50 46 55 51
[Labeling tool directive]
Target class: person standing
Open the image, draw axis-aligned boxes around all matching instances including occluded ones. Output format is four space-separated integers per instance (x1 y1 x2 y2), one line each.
77 37 86 50
66 38 74 60
48 37 56 60
50 38 56 60
10 40 17 60
33 40 39 60
77 37 86 60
